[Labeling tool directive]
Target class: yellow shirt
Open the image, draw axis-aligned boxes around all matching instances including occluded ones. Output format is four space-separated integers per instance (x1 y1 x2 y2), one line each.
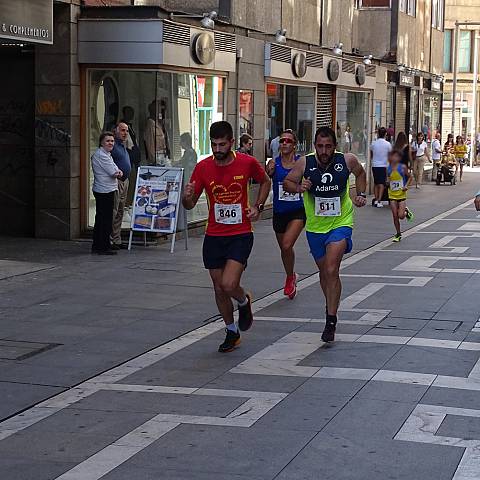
453 144 467 160
387 164 407 201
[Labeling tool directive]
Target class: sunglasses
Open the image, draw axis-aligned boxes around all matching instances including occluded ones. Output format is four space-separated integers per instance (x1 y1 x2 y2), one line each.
279 138 295 144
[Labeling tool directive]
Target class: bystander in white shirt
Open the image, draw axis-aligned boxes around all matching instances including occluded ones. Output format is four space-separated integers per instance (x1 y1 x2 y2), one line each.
91 147 120 193
370 137 392 167
412 140 428 157
431 138 442 161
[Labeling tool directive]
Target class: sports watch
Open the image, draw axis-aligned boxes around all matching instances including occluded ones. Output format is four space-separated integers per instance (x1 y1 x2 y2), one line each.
255 203 265 212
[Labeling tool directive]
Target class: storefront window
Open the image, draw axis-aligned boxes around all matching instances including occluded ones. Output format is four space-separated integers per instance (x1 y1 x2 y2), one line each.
386 86 395 143
336 90 369 167
374 101 382 134
422 95 441 143
266 83 314 157
239 90 253 137
88 70 224 228
409 89 419 142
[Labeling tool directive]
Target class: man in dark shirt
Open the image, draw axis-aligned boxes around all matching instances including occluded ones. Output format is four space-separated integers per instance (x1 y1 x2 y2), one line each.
110 122 131 249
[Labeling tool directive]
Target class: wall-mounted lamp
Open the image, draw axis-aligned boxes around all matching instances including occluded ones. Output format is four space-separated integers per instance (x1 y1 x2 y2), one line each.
201 11 217 29
332 42 343 55
363 54 373 65
275 29 287 45
169 10 217 30
397 63 406 72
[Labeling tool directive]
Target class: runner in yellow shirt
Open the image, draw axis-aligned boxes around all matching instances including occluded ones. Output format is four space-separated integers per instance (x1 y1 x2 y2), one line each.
387 150 414 242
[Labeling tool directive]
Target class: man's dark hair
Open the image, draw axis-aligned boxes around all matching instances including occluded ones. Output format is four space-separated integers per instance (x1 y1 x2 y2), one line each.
314 126 337 145
239 133 253 146
98 131 114 147
210 121 233 140
378 127 387 138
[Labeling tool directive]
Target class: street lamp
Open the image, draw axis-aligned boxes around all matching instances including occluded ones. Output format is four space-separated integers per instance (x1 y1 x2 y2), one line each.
200 11 217 29
169 10 218 30
275 29 287 45
332 43 343 55
363 55 373 65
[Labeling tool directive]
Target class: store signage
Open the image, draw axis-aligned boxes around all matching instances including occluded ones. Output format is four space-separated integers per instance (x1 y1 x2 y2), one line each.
399 73 414 87
431 80 441 92
327 59 339 82
0 0 53 45
292 53 307 78
355 64 366 86
131 166 184 235
192 32 215 65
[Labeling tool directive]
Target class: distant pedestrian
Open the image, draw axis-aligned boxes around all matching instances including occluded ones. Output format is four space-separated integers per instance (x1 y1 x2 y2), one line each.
270 129 281 160
474 189 480 211
179 132 198 182
443 133 455 155
394 131 411 170
237 133 253 155
111 123 131 249
410 132 430 188
431 132 442 181
387 150 414 242
370 127 392 207
91 132 123 255
454 135 468 182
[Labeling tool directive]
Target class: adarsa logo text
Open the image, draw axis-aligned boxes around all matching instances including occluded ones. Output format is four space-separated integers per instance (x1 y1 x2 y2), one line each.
315 185 339 192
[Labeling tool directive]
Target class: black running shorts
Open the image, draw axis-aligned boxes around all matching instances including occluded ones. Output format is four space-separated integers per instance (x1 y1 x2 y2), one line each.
272 208 306 234
372 167 387 185
202 233 254 270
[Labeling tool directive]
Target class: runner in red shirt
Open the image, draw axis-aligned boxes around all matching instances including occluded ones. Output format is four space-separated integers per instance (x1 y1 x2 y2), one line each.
182 121 271 352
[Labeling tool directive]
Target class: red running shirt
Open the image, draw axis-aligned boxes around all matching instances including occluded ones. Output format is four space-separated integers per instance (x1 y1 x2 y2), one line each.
190 152 266 236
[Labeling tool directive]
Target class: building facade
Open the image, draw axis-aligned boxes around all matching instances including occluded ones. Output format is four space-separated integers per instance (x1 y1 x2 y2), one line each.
0 0 80 238
441 0 480 142
1 0 445 239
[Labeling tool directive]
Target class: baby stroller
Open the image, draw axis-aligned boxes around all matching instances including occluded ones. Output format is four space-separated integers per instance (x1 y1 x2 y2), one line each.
435 154 456 186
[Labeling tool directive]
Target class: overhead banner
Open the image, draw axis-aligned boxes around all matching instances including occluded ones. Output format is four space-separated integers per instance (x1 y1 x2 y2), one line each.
0 0 53 45
131 166 183 234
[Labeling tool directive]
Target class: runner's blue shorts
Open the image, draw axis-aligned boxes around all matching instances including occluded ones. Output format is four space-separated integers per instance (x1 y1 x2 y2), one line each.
306 226 353 261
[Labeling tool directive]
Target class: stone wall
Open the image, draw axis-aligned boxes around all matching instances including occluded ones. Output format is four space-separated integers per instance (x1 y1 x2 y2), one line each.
226 35 266 165
34 1 81 239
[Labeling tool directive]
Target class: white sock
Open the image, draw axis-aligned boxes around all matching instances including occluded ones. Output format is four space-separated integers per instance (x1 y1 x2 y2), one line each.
226 323 238 333
237 297 248 307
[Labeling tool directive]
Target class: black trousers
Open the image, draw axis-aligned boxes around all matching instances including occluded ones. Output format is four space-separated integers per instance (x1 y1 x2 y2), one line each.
92 191 115 252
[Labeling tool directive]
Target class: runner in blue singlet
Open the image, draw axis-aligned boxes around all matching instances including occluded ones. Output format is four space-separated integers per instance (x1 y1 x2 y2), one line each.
266 129 306 299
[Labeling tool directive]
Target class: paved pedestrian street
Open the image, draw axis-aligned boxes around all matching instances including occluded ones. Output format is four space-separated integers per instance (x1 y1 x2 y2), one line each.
1 187 480 479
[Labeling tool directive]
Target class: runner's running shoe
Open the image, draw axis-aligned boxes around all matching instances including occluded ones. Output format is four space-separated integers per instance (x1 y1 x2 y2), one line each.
238 293 253 331
321 315 337 343
392 233 402 242
405 208 414 222
218 328 241 353
284 274 298 299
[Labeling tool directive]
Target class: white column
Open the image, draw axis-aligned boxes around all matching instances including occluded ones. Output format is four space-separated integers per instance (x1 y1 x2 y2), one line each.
471 33 479 167
451 23 460 135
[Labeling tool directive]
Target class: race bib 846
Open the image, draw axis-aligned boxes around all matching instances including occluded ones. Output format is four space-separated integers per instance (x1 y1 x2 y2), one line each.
214 203 242 224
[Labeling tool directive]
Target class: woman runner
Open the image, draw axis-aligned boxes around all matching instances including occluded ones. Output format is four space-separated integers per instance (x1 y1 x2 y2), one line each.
266 129 306 299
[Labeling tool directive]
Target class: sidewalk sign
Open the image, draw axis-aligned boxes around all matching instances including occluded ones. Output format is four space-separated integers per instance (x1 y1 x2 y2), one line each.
127 166 188 253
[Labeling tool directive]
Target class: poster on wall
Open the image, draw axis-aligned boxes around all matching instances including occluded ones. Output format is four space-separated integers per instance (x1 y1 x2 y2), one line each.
128 166 187 252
